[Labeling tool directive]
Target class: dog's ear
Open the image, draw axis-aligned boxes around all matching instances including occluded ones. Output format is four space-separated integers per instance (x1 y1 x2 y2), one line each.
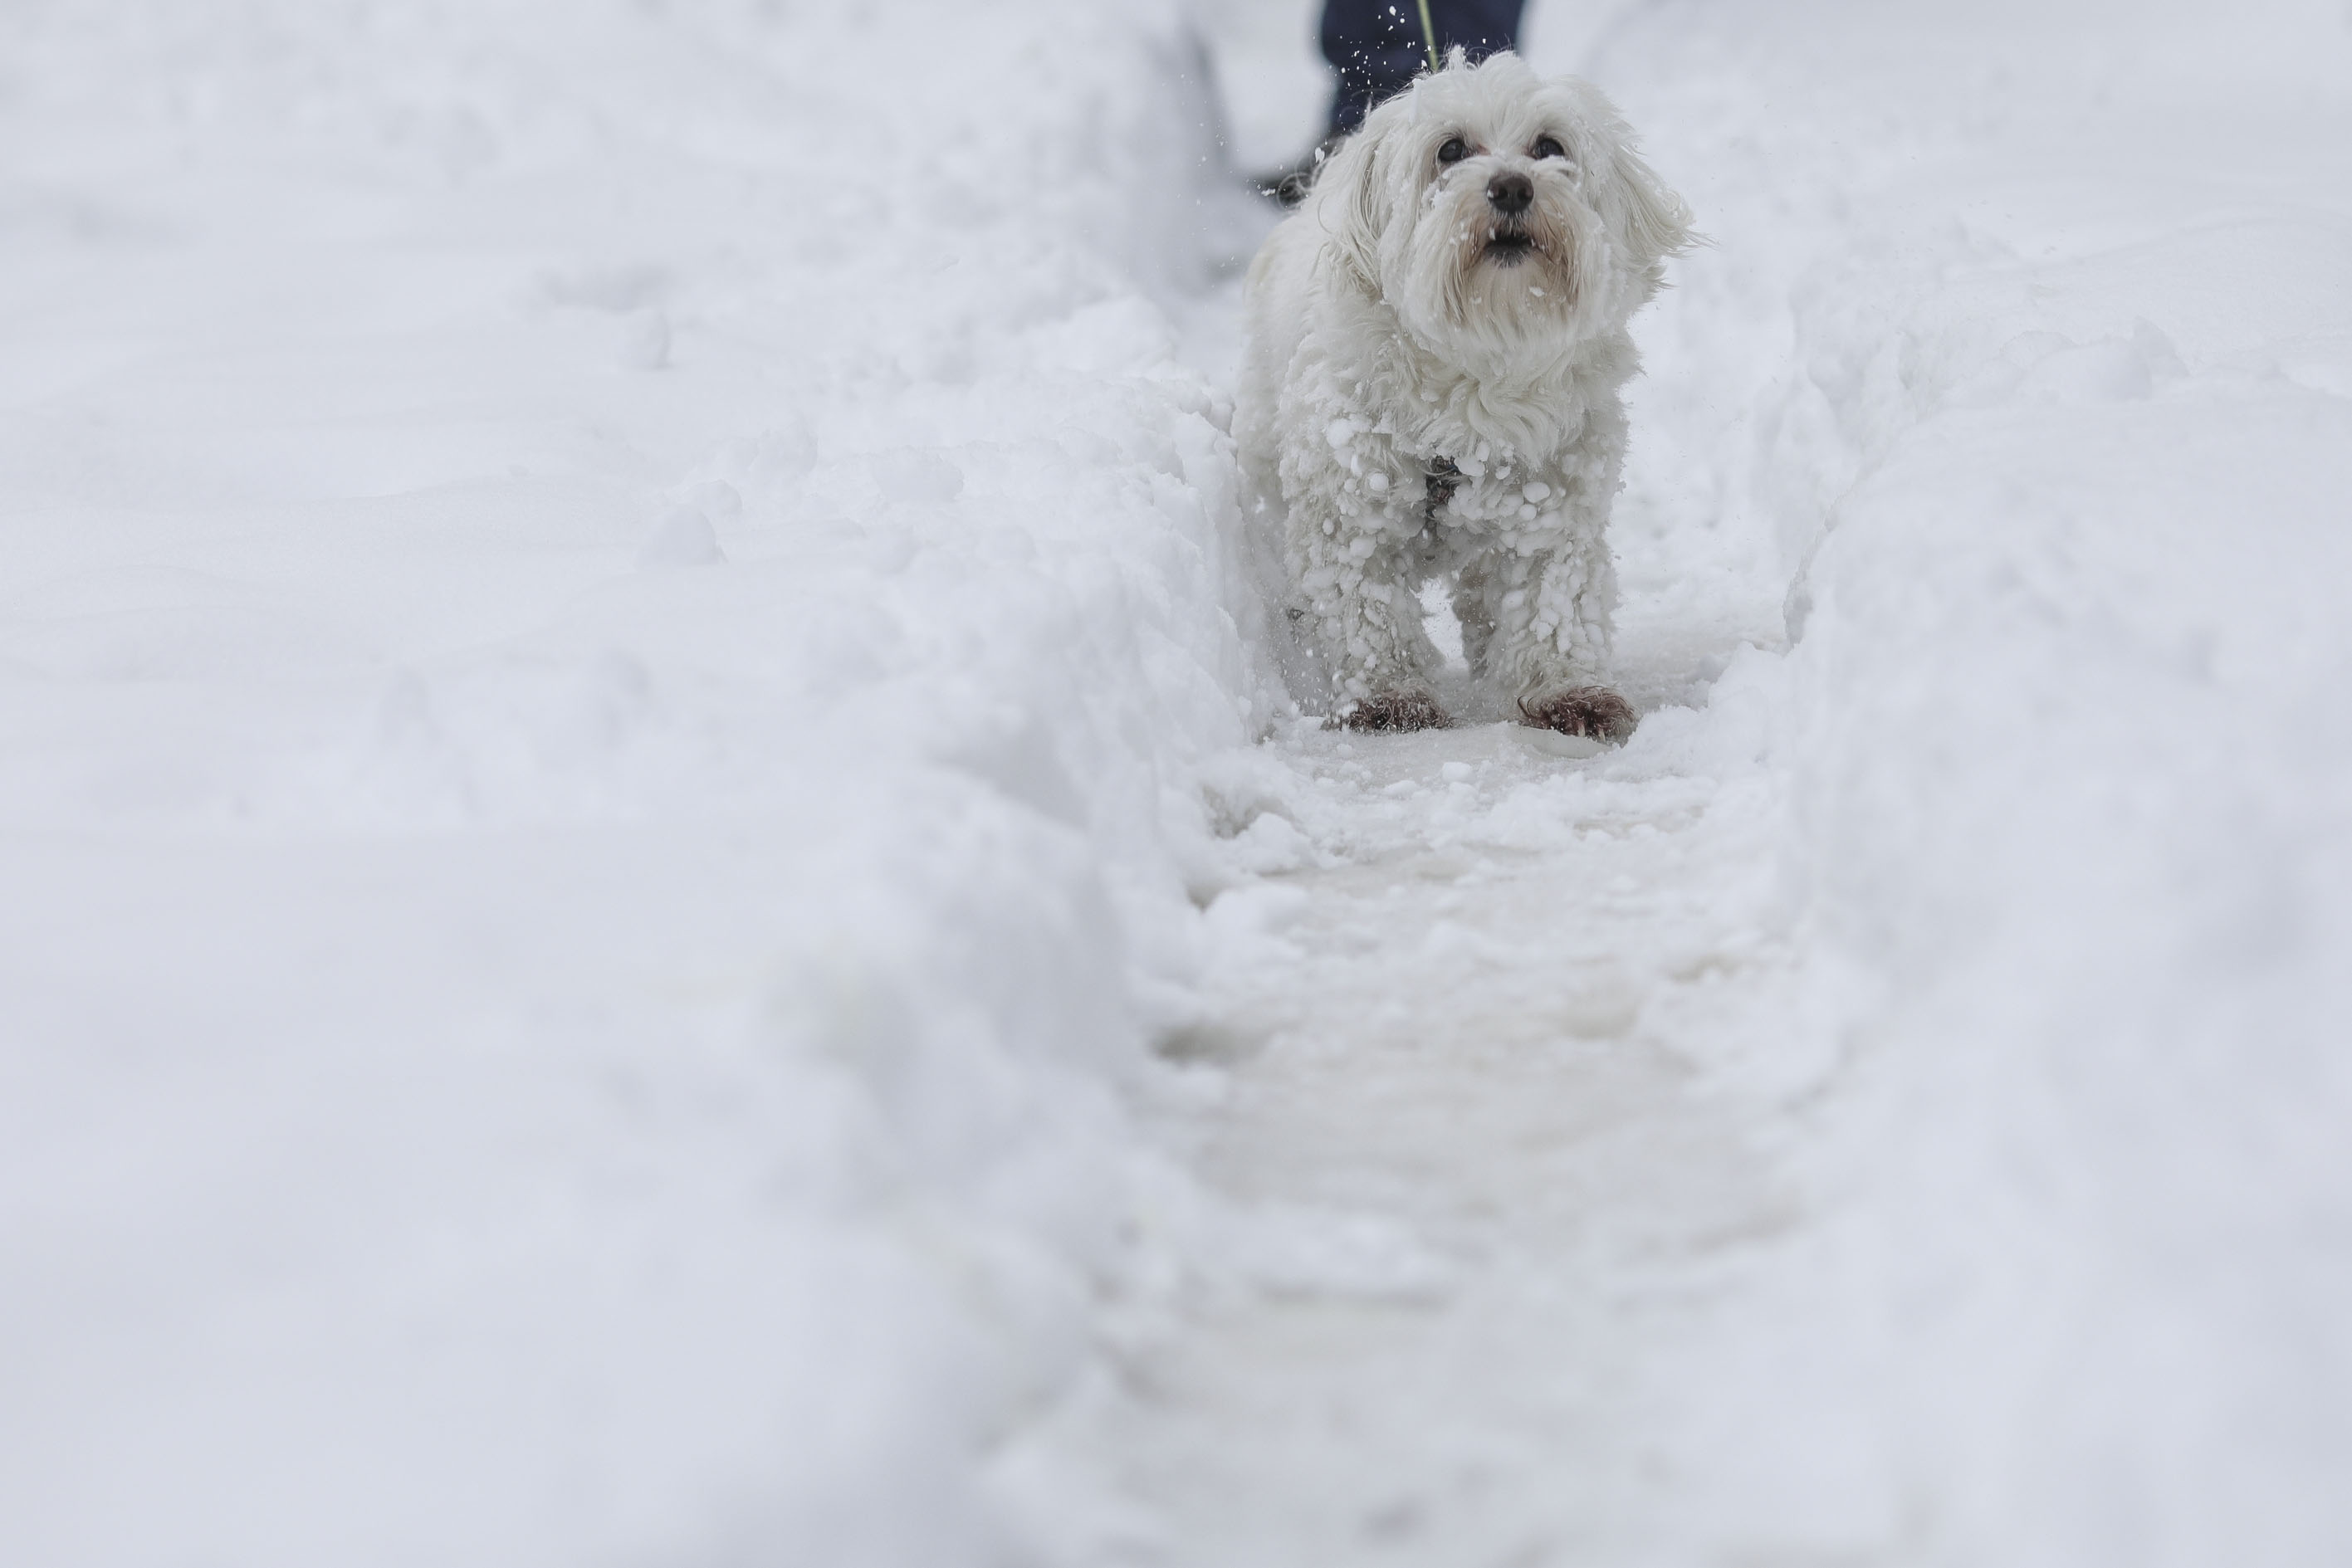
1608 139 1695 273
1556 77 1696 276
1316 107 1396 296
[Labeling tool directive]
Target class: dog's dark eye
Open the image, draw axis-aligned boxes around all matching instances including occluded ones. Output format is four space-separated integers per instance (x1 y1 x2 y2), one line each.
1436 137 1470 165
1532 135 1567 160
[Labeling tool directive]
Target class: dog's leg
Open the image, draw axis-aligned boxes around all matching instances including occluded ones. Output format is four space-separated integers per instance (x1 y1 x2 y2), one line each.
1479 540 1637 743
1450 559 1497 681
1288 506 1450 731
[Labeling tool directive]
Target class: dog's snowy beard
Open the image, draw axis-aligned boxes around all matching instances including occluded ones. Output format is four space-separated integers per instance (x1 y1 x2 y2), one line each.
1395 151 1590 354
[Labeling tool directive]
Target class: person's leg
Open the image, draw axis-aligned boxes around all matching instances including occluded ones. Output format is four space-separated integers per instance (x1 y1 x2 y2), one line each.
1319 0 1528 136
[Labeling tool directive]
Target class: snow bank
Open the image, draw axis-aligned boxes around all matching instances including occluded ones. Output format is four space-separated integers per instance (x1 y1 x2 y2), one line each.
1595 2 2352 1559
0 3 1269 1564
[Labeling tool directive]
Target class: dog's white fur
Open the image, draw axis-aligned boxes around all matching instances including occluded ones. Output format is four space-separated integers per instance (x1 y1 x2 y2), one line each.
1237 51 1692 734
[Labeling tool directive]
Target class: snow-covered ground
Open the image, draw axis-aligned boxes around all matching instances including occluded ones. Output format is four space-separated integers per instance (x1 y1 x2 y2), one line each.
5 2 2350 1566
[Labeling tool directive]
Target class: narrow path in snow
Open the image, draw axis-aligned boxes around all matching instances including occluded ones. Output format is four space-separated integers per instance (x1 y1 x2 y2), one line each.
1125 735 1793 1565
1024 15 1821 1557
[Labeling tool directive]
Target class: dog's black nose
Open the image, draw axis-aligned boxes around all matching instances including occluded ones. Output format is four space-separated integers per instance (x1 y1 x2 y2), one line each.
1487 172 1534 215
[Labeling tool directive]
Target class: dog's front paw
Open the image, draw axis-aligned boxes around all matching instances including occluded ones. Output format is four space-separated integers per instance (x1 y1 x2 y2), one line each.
1333 687 1454 733
1517 686 1637 743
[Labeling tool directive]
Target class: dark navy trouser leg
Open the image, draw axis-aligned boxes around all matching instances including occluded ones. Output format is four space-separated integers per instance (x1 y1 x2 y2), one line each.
1320 0 1528 135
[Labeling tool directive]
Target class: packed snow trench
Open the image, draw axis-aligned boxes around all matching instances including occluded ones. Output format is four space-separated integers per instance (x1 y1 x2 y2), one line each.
5 1 2352 1565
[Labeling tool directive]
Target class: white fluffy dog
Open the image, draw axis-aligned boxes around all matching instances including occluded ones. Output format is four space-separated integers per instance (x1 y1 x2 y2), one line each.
1237 51 1692 736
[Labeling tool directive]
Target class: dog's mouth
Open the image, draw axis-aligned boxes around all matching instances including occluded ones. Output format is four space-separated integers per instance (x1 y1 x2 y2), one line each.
1481 227 1538 266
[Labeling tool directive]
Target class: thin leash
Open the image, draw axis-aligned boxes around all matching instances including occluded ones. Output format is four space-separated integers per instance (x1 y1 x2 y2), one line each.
1416 0 1440 72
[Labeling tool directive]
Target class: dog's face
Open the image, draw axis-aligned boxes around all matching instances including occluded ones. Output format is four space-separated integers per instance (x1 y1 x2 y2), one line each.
1319 52 1693 364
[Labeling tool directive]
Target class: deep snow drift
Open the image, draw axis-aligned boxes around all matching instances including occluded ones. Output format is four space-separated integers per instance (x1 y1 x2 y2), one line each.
1 3 1270 1564
4 1 2351 1565
1613 4 2352 1559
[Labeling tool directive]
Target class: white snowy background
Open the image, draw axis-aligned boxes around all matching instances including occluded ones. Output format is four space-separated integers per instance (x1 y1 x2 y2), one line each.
2 2 2349 1566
